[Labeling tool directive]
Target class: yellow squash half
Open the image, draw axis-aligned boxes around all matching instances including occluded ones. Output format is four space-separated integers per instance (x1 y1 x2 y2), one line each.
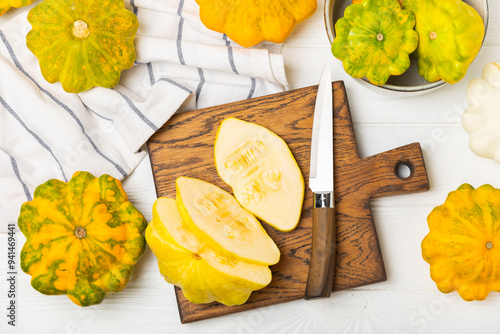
214 117 304 232
146 197 272 305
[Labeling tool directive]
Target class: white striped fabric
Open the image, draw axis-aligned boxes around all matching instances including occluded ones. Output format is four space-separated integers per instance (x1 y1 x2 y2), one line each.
0 0 289 228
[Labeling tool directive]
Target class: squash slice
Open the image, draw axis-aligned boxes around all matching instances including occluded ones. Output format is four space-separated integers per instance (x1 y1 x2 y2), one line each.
176 177 280 265
146 198 272 305
214 117 304 232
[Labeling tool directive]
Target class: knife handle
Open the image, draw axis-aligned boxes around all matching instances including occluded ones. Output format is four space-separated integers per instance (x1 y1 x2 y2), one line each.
305 194 336 299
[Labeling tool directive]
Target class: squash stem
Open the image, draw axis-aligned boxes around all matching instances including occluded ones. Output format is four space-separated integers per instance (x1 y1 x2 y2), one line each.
73 20 91 39
75 227 87 239
429 31 437 40
376 33 384 41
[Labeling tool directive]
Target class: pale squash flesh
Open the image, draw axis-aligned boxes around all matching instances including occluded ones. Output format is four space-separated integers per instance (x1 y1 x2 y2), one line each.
214 117 304 232
146 197 272 305
176 176 280 266
332 0 418 86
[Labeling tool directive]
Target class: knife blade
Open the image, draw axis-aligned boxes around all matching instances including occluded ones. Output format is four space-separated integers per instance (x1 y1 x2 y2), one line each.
305 63 336 299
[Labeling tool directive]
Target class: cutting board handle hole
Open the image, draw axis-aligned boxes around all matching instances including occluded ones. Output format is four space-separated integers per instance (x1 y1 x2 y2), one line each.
395 161 413 180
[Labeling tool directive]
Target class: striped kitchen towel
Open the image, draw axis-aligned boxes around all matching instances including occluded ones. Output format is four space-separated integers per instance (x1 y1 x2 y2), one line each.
0 0 290 227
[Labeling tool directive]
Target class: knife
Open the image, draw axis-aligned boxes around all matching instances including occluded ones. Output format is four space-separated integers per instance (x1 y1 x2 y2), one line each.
305 63 336 299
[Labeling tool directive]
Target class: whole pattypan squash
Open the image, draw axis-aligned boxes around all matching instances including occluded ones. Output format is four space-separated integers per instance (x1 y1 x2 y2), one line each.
332 0 418 86
195 0 317 47
26 0 138 93
402 0 484 84
422 184 500 301
462 62 500 163
146 197 272 306
0 0 35 16
18 171 147 306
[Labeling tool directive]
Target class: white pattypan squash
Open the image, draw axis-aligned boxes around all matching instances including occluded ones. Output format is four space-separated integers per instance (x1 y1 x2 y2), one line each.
462 62 500 163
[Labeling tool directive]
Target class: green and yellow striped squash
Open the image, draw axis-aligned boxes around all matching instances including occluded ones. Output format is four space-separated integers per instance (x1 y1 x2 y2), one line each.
402 0 484 84
332 0 418 86
422 184 500 301
26 0 138 93
18 171 147 307
0 0 35 16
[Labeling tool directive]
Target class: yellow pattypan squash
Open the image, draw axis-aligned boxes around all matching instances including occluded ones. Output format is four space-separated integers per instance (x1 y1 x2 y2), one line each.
422 184 500 301
195 0 317 47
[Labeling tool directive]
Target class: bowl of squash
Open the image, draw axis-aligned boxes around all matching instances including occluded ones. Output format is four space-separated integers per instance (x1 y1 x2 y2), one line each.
324 0 489 94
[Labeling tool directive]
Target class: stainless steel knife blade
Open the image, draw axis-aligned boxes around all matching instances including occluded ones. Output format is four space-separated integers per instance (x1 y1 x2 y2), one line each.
305 63 336 299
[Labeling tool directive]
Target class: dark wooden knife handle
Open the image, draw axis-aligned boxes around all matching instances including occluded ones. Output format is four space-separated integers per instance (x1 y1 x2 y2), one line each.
305 207 336 299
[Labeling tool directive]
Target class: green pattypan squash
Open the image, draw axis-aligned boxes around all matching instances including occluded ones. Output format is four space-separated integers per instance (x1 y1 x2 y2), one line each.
331 0 418 86
402 0 484 84
18 171 147 306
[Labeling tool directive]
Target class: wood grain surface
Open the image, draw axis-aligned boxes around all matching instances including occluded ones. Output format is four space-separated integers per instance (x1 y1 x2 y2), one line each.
147 81 430 323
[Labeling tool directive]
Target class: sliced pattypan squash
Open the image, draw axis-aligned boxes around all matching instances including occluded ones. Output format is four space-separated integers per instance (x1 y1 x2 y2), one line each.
422 184 500 301
332 0 418 86
195 0 317 47
462 62 500 163
176 176 280 266
26 0 138 93
0 0 35 16
214 117 304 232
402 0 484 84
18 171 147 306
146 197 272 306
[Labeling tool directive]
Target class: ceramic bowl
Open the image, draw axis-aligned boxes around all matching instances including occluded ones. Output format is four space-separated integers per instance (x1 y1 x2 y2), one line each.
324 0 489 94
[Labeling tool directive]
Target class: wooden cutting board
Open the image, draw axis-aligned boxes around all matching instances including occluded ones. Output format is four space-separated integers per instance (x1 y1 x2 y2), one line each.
147 81 430 323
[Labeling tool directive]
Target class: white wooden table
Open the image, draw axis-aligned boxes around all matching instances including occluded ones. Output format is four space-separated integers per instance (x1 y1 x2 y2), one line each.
2 0 500 333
